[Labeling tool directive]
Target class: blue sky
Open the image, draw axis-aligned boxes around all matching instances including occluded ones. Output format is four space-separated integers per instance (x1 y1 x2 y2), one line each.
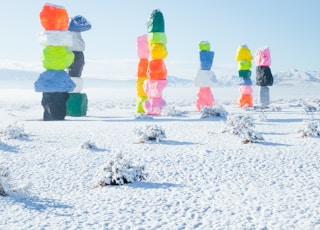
0 0 319 74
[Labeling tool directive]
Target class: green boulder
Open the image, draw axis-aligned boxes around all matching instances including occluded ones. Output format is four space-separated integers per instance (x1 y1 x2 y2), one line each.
147 9 165 33
66 93 88 116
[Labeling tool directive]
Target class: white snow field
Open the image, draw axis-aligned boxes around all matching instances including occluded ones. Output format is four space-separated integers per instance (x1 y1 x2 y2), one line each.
0 68 320 230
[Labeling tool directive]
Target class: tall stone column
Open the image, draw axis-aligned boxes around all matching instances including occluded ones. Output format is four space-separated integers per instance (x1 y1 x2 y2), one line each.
66 15 92 117
235 45 253 108
143 9 168 116
255 47 274 108
135 34 149 114
194 41 217 111
35 3 75 120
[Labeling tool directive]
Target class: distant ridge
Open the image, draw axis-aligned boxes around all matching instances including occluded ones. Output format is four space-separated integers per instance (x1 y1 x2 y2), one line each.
273 69 320 86
1 68 320 88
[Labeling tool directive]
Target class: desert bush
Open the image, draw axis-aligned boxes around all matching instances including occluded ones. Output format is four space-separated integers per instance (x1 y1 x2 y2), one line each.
297 101 320 138
134 113 154 120
222 114 264 143
133 124 166 143
162 106 187 117
200 106 228 119
0 183 5 196
297 120 320 138
0 167 9 196
81 140 98 150
96 153 147 186
0 123 28 139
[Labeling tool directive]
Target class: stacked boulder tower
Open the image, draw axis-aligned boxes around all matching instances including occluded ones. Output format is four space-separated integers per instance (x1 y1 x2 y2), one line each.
66 15 92 117
143 9 168 116
35 3 75 121
235 45 254 108
135 34 149 114
255 46 273 108
194 41 217 111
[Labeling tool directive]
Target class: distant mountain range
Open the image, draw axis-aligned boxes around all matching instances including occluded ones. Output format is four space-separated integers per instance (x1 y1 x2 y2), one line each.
273 69 320 86
1 68 320 88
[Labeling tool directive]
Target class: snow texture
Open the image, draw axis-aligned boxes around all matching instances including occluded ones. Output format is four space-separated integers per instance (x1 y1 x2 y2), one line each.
1 67 320 229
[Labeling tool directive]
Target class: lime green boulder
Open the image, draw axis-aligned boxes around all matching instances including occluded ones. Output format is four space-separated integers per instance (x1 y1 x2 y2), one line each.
136 96 147 114
148 32 167 44
199 41 210 51
238 60 252 70
42 46 75 70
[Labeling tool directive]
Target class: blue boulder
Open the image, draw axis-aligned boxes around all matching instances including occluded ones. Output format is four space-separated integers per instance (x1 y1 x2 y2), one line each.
69 15 92 32
34 70 76 92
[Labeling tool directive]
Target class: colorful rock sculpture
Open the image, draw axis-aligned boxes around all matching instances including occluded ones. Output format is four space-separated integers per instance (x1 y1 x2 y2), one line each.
35 3 75 120
66 15 91 117
135 34 149 113
143 9 168 115
235 45 253 108
255 47 273 108
194 41 217 111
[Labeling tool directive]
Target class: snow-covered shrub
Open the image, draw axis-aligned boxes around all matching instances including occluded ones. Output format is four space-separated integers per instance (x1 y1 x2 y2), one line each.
270 105 282 112
302 101 319 121
134 113 154 120
161 106 187 117
200 106 228 119
81 140 98 150
0 167 9 196
302 101 317 115
297 120 320 138
258 110 267 122
0 183 5 196
222 114 264 143
252 107 268 121
133 124 166 143
0 165 32 196
0 123 28 139
96 153 147 186
297 101 320 138
253 105 282 112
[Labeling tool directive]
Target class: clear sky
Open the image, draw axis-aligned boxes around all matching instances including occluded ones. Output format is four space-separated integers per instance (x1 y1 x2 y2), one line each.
0 0 320 74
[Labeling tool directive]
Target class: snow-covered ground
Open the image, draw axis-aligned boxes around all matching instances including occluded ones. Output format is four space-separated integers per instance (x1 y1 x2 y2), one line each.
1 69 320 229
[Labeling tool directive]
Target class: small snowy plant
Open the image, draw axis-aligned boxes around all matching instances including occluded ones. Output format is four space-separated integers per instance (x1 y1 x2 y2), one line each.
302 101 318 115
0 182 5 196
297 101 320 138
297 120 320 138
1 123 28 139
134 113 154 120
222 114 264 143
96 153 147 186
0 167 9 196
162 105 187 117
81 140 98 150
200 106 228 119
133 124 166 143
